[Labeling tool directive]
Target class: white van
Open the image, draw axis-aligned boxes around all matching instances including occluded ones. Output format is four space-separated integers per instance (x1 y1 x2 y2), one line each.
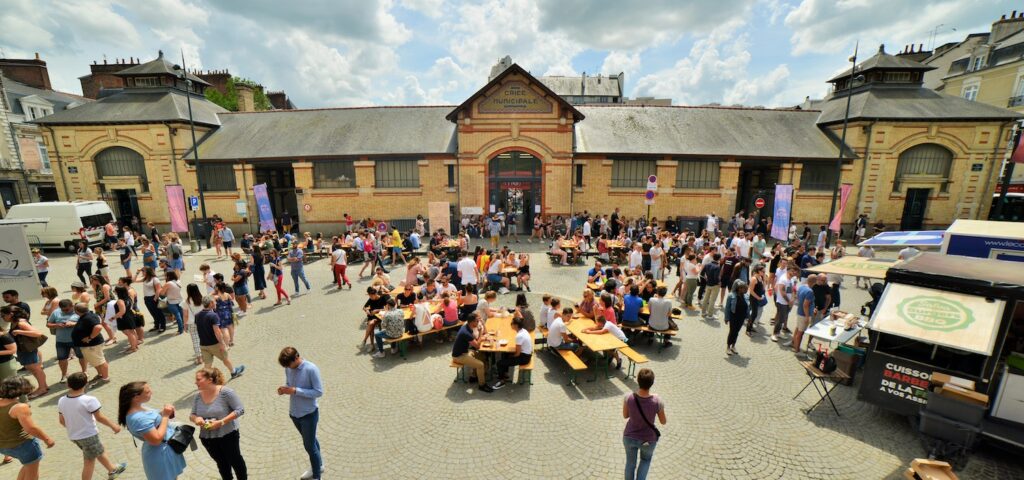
4 201 115 251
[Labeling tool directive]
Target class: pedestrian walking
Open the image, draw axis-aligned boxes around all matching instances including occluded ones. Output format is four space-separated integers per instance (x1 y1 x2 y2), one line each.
57 372 128 480
189 367 247 480
288 244 311 295
183 284 205 365
158 271 185 334
117 382 186 480
331 244 352 290
277 347 323 480
623 369 665 480
725 280 748 355
31 249 48 287
71 303 112 385
266 250 290 306
230 261 250 315
250 249 267 300
0 376 56 480
76 241 94 283
195 296 245 379
4 306 48 399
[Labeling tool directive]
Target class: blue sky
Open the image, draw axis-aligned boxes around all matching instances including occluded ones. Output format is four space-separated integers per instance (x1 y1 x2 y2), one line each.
1 0 1018 108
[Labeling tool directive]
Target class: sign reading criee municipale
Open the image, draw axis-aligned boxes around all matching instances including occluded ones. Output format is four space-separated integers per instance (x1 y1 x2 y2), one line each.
478 81 553 114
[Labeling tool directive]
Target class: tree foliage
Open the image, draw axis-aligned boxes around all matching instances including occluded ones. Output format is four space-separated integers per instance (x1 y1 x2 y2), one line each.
204 76 271 111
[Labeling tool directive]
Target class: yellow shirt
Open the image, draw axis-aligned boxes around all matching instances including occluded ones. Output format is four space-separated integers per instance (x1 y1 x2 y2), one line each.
391 230 402 246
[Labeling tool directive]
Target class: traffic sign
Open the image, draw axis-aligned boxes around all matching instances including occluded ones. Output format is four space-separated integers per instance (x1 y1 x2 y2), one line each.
189 196 199 211
646 175 658 190
644 190 656 206
754 197 766 209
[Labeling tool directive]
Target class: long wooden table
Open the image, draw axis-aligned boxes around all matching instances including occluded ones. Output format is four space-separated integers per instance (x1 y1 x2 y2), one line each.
374 300 441 320
477 313 519 353
389 285 422 296
566 316 628 352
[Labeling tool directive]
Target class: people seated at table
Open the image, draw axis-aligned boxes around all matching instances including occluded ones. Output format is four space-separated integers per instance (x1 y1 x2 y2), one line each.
577 289 596 319
545 298 562 329
622 285 645 327
513 294 535 332
370 267 392 290
588 261 605 284
458 285 478 320
451 313 493 393
647 287 675 347
582 315 627 370
550 235 570 266
483 256 511 294
548 306 581 354
396 285 417 306
420 280 440 300
516 253 531 292
493 316 533 389
598 293 618 325
538 295 552 330
373 299 405 358
477 291 500 319
361 287 391 351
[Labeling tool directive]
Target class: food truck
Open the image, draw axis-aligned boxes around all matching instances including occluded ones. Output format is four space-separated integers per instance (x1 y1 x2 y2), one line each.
941 219 1024 262
858 253 1024 455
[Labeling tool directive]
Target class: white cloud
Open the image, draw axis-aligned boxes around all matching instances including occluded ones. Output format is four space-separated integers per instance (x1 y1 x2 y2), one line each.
400 0 445 18
601 51 642 79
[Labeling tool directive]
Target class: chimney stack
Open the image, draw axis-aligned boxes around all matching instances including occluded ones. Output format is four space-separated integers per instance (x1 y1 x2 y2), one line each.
235 84 255 112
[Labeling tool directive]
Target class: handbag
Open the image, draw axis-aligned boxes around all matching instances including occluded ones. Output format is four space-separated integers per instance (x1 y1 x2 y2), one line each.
167 423 196 454
157 296 168 309
632 394 661 439
16 332 48 353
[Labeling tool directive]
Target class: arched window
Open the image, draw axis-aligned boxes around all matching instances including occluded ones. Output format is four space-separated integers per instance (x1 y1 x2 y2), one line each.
95 147 149 191
895 143 953 192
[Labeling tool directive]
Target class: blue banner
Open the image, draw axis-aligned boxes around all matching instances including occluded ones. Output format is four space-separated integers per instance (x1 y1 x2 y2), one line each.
770 184 793 242
253 183 276 233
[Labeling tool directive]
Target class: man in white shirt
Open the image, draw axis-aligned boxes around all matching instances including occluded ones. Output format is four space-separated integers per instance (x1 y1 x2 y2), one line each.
583 315 628 369
771 266 799 342
898 245 920 261
582 219 592 248
628 245 643 271
457 254 478 288
856 245 875 288
733 233 751 259
493 316 533 389
547 307 580 353
332 246 352 289
706 213 718 235
816 226 827 250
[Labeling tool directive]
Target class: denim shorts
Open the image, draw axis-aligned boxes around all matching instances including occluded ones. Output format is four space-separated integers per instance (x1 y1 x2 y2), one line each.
486 273 503 284
16 350 40 366
55 341 83 361
0 438 43 465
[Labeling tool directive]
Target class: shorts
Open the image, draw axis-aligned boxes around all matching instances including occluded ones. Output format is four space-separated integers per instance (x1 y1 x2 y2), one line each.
0 438 42 465
201 344 228 365
71 434 105 459
486 273 503 284
97 267 109 278
392 247 402 254
55 342 83 361
122 260 131 270
233 285 249 296
16 350 39 366
796 315 811 331
222 240 233 248
80 345 107 368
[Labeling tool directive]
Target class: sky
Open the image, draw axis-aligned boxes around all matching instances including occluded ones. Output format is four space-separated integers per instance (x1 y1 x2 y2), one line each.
0 0 1019 109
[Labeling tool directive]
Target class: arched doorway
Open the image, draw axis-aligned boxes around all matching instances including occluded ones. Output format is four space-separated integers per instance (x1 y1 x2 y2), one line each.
95 146 147 226
488 151 541 234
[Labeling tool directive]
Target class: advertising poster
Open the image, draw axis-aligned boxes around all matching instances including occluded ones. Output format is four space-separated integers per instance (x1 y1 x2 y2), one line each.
829 183 853 233
165 185 188 233
253 183 276 233
858 352 934 416
0 225 40 299
770 184 793 241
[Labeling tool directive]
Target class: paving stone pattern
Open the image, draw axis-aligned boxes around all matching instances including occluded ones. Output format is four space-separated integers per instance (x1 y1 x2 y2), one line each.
18 241 1024 479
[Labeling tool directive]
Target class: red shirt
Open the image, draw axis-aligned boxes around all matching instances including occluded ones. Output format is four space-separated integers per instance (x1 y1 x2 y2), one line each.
602 306 617 325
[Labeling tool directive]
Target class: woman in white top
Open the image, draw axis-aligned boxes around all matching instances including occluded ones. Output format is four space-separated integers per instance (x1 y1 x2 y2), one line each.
135 267 165 333
123 226 137 258
182 284 204 365
649 243 664 281
199 264 217 294
158 271 185 334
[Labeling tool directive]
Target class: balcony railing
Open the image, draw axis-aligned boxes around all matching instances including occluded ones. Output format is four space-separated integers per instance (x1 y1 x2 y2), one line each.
1008 95 1024 107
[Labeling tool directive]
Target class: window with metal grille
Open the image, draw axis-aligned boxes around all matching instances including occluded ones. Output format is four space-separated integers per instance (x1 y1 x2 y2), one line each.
133 77 162 87
883 72 911 82
447 165 457 187
675 160 719 189
313 160 355 188
374 159 419 188
799 163 837 191
95 146 149 191
895 143 953 192
611 159 655 188
574 164 584 187
197 164 237 191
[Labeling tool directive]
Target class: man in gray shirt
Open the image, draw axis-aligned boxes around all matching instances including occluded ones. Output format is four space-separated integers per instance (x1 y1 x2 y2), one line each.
647 286 675 347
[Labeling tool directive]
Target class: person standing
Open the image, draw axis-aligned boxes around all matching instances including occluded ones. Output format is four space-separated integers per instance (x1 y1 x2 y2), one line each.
699 254 721 319
221 226 235 257
158 272 185 334
70 304 111 385
771 266 797 343
277 347 324 480
4 306 48 399
331 245 352 290
724 280 748 355
792 275 816 353
288 244 311 296
190 367 247 480
118 382 186 480
745 264 767 335
46 299 85 384
493 316 532 389
76 241 94 283
622 369 665 480
57 372 128 480
195 297 244 379
267 250 290 306
0 376 56 480
31 250 49 288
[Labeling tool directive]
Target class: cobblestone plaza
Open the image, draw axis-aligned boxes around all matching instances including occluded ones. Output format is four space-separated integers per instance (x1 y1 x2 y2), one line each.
9 242 1020 479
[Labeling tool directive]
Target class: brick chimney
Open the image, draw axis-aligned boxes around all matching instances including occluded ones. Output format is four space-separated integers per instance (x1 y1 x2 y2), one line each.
235 84 255 112
0 53 51 90
992 11 1024 43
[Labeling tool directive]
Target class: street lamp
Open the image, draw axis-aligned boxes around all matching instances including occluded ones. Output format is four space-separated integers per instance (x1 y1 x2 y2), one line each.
825 44 861 248
172 55 209 248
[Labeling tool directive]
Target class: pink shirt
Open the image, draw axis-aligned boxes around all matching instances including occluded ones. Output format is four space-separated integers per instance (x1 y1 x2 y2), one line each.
602 306 617 325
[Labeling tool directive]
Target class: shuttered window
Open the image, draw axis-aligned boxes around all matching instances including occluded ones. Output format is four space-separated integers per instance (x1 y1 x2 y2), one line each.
95 146 149 192
314 160 356 188
675 160 719 189
799 163 837 191
197 164 237 191
611 159 655 188
375 159 420 188
896 144 953 192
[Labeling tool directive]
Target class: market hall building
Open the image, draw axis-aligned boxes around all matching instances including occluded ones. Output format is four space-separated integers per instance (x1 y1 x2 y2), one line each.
34 47 1021 234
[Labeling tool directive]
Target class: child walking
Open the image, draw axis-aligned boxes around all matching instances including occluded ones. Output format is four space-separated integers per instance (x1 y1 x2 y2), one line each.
57 372 128 480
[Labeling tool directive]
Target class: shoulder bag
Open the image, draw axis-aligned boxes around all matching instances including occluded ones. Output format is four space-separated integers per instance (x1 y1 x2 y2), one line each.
632 394 661 439
167 423 196 454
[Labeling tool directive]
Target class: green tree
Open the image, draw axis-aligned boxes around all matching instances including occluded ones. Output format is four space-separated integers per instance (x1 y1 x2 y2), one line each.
204 76 271 111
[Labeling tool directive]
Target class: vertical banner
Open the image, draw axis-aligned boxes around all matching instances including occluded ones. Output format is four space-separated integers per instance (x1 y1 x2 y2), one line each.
829 183 854 233
165 185 188 233
1011 129 1024 164
253 183 276 233
770 184 793 242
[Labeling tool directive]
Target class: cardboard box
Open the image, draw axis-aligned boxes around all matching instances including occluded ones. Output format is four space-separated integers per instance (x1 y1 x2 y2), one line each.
939 384 989 407
931 372 976 391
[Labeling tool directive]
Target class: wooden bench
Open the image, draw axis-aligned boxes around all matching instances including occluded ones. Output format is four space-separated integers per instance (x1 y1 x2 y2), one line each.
517 355 534 385
619 346 649 379
383 321 465 359
554 349 588 385
620 324 679 352
450 359 468 383
537 327 548 351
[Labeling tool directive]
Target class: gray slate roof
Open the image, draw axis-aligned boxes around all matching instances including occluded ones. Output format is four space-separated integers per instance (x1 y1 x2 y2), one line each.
194 107 457 160
116 54 210 86
539 75 621 97
2 76 90 115
575 106 840 160
815 87 1022 125
32 88 225 126
828 47 935 82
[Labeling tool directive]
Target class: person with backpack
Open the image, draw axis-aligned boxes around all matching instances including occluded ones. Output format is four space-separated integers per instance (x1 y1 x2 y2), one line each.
699 253 721 319
622 368 666 480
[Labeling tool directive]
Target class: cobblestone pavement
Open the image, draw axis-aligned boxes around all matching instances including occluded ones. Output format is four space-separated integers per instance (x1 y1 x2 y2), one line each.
16 240 1024 479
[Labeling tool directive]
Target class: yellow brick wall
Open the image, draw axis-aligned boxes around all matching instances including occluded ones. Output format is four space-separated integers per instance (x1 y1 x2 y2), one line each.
943 62 1024 114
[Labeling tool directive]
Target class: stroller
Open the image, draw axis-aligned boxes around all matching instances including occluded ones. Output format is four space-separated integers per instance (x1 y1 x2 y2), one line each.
860 282 884 317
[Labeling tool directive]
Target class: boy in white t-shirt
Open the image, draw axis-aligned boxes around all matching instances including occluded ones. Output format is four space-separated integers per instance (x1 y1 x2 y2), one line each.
57 372 127 479
583 315 628 369
538 295 552 329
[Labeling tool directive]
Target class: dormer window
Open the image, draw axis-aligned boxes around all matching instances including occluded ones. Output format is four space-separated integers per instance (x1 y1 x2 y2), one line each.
883 72 912 83
132 77 162 87
971 57 984 71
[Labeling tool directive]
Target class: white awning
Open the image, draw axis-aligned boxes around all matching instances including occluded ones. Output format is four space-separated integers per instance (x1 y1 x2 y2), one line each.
870 283 1005 355
807 256 900 279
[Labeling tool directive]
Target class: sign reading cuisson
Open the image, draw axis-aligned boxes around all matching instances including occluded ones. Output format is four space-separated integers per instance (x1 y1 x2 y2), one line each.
478 81 553 114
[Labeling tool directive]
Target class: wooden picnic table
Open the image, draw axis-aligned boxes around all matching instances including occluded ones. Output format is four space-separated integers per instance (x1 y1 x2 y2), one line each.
566 315 627 352
559 241 581 250
606 241 627 250
375 300 442 320
477 313 528 354
587 280 666 291
500 267 520 276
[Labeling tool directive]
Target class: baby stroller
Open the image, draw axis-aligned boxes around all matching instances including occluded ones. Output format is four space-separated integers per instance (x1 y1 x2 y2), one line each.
860 282 884 317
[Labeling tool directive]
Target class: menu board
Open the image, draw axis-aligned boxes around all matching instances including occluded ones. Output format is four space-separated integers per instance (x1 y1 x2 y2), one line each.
858 351 933 416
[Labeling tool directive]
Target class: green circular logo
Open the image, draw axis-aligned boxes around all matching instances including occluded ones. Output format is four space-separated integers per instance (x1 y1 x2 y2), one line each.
897 296 975 332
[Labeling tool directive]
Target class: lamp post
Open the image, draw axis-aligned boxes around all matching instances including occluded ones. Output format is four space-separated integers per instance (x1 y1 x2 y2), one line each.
173 53 209 248
826 43 859 248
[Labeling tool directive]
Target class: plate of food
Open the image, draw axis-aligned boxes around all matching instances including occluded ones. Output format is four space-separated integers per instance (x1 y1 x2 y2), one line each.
498 339 509 346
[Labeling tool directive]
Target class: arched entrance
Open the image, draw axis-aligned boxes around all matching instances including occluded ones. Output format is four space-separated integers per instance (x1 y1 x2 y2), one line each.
487 151 541 234
95 146 147 226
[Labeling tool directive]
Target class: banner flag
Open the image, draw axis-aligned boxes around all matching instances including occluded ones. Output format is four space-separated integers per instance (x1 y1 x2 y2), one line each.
254 183 276 233
1012 130 1024 164
770 184 793 242
829 183 854 233
165 185 188 233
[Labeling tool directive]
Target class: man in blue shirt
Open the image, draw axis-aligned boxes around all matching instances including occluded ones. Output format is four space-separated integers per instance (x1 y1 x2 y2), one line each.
46 299 83 383
621 285 644 328
792 276 817 353
278 347 324 480
587 261 605 284
799 247 818 278
451 314 493 393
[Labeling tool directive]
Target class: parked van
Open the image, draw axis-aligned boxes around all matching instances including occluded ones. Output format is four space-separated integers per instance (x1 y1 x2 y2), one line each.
4 201 115 251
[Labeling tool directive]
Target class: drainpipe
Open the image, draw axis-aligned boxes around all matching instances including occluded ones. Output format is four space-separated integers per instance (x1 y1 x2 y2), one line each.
163 122 181 185
852 121 876 219
43 126 71 200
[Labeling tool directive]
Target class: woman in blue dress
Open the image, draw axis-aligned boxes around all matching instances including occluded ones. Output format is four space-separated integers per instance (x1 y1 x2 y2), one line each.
118 381 186 480
214 283 236 347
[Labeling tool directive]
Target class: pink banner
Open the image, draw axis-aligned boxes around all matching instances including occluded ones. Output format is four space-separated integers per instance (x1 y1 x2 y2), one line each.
829 183 853 233
165 185 188 233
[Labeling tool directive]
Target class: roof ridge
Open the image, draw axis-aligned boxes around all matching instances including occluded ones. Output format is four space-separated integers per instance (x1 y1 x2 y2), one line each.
217 105 458 114
579 104 819 113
